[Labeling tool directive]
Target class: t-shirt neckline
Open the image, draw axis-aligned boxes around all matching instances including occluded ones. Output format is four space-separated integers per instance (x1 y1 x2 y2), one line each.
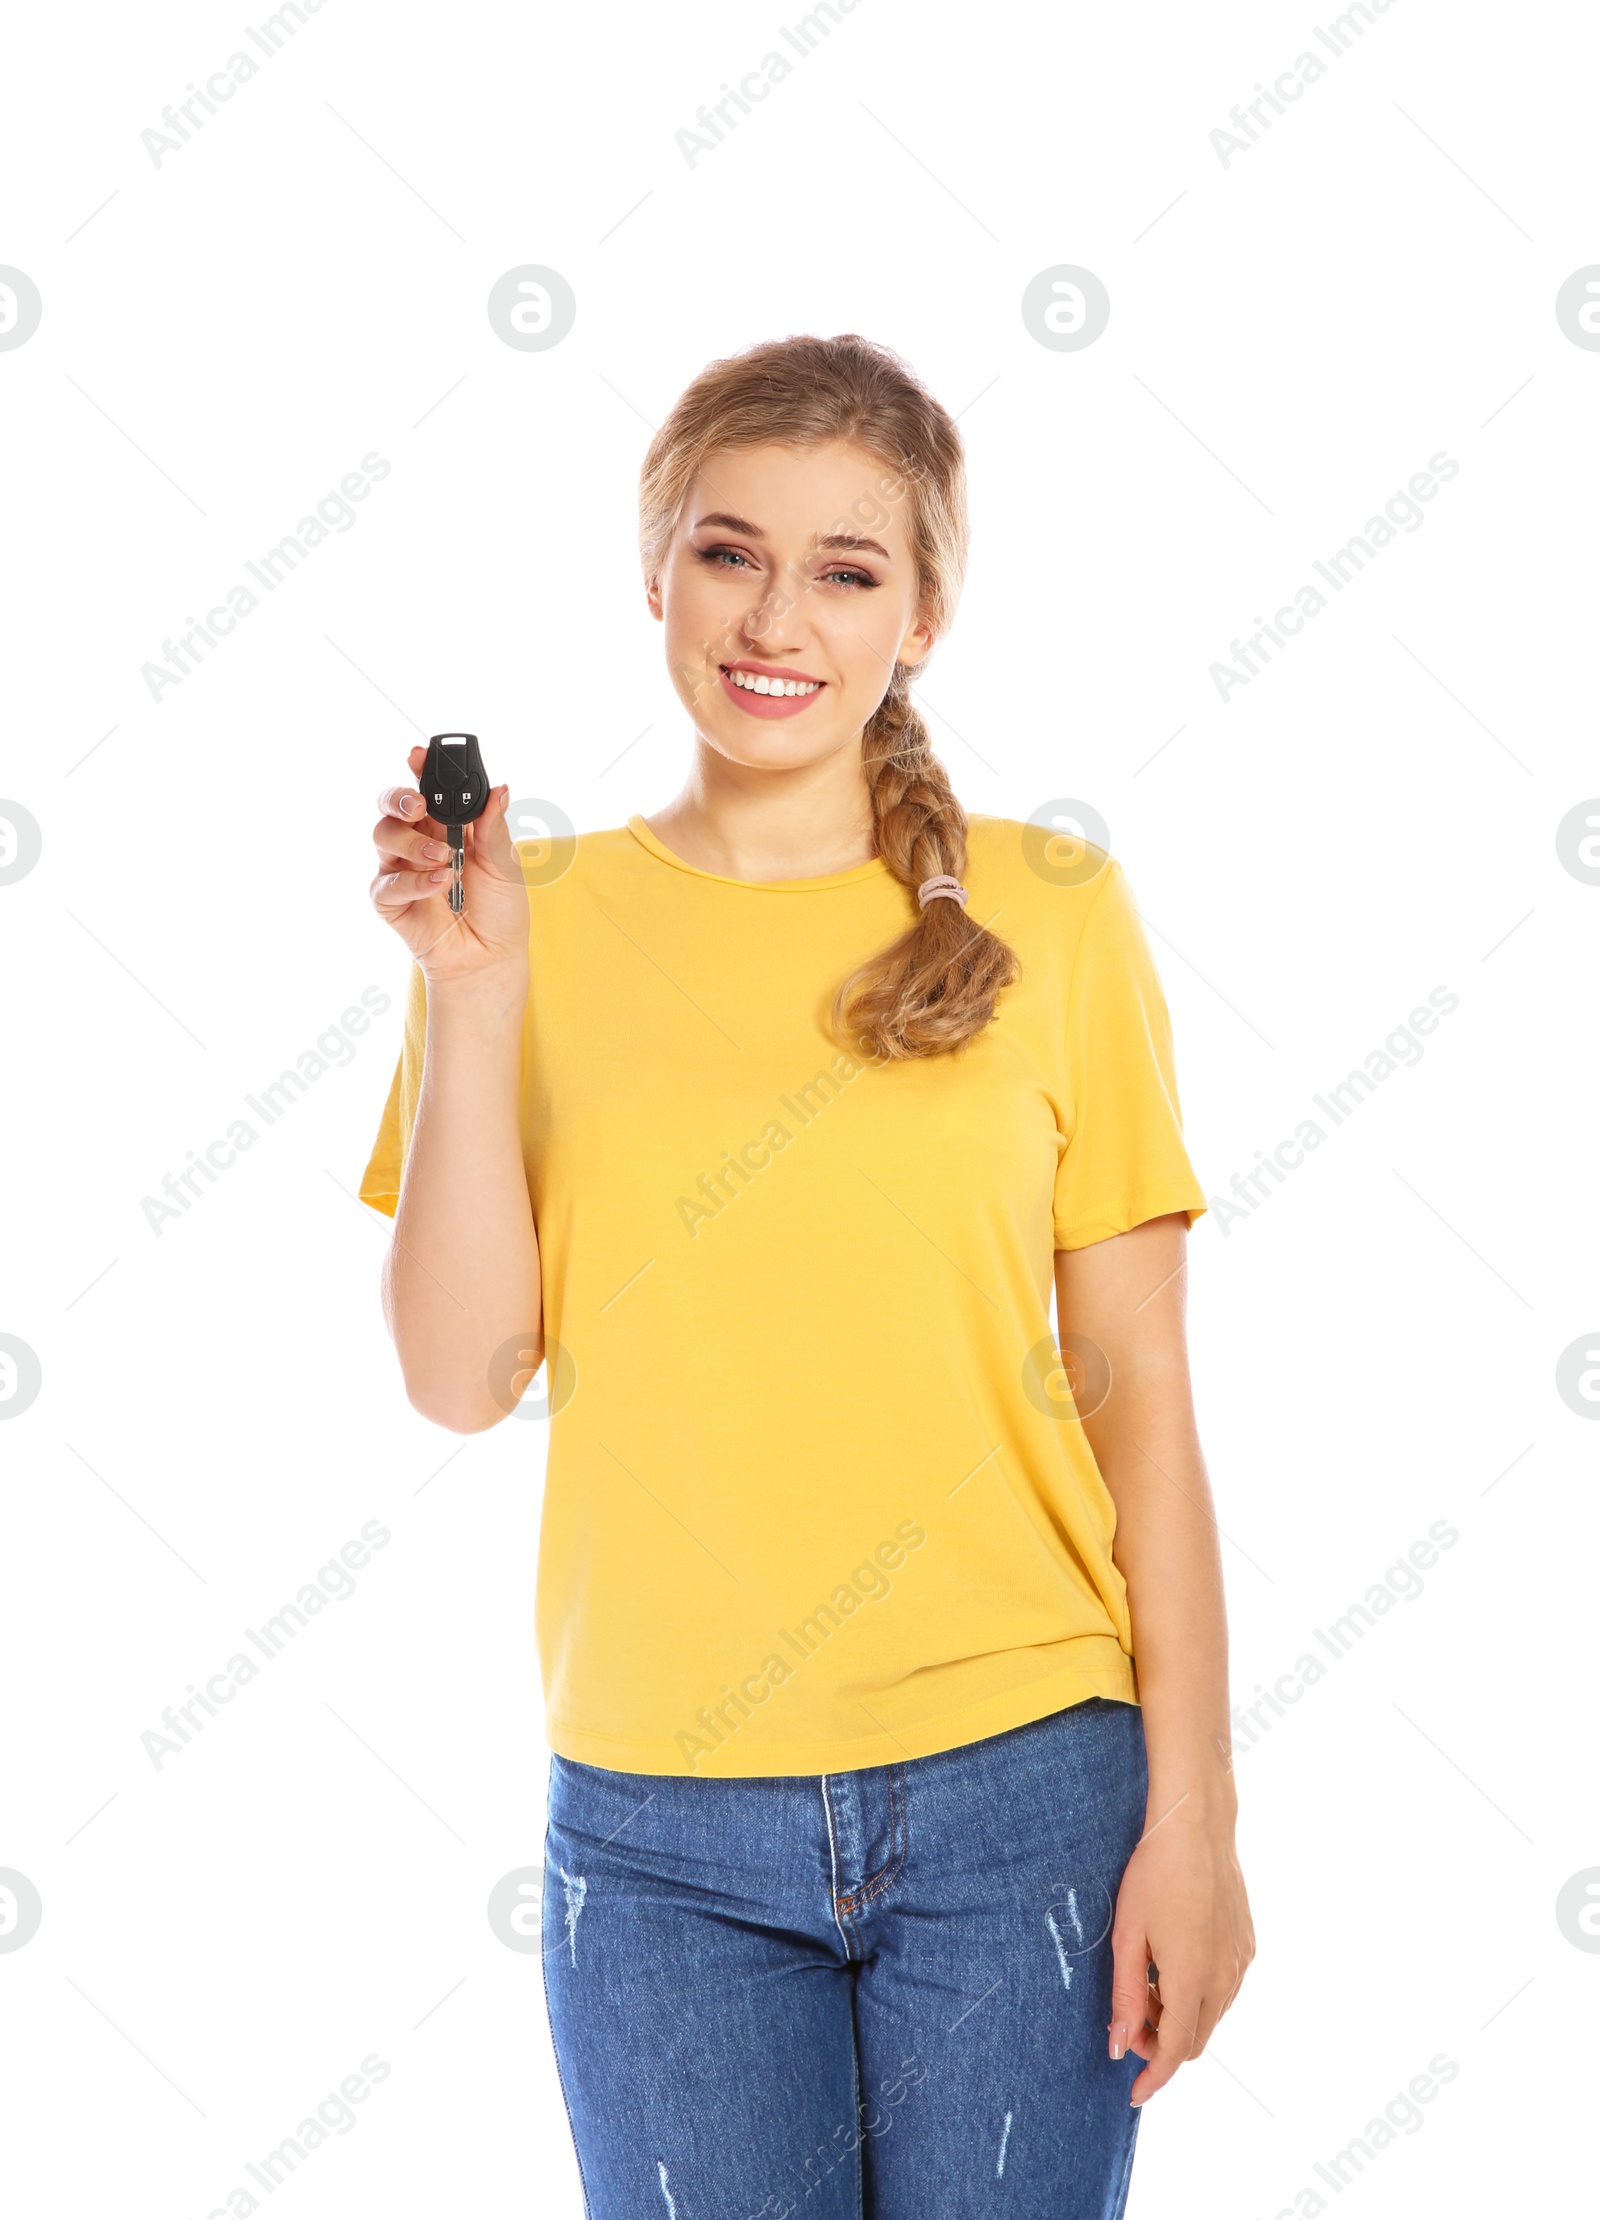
626 814 891 892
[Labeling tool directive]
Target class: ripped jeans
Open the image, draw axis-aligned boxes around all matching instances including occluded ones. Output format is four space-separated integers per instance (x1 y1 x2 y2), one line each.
541 1697 1148 2219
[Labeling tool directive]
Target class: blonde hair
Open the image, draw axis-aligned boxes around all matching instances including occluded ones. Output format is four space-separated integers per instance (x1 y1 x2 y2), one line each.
638 332 1020 1061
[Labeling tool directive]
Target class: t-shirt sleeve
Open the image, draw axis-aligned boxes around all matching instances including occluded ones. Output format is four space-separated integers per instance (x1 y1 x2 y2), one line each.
358 961 427 1218
1052 858 1208 1250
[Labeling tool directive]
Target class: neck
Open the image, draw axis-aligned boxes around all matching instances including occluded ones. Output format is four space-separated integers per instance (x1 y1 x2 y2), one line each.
646 739 877 883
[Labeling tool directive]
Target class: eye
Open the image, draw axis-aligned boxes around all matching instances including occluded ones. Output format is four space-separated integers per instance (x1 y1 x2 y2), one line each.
822 566 877 589
696 544 756 571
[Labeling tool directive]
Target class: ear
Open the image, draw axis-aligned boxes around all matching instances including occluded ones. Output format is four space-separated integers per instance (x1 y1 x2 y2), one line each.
896 612 937 671
644 571 664 623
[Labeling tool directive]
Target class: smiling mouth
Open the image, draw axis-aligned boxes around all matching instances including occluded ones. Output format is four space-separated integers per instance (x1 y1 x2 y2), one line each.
716 661 827 720
721 664 824 697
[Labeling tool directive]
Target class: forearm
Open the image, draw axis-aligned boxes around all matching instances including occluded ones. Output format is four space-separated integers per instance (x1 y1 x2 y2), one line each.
1082 1365 1237 1824
1055 1218 1237 1825
383 963 540 1431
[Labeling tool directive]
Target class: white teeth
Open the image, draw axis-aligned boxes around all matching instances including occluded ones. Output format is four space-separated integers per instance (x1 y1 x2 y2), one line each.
727 669 820 697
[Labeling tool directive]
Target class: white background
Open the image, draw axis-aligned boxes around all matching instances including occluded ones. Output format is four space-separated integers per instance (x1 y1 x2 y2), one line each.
2 0 1595 2213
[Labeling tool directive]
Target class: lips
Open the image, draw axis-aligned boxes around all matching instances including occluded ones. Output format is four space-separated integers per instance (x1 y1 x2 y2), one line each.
717 661 826 721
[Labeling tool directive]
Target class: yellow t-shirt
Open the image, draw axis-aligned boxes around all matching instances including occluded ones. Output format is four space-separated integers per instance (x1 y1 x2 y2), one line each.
360 813 1206 1776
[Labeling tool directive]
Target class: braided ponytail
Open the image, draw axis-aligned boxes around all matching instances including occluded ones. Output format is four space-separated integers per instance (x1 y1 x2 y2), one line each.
830 670 1019 1059
639 333 1020 1060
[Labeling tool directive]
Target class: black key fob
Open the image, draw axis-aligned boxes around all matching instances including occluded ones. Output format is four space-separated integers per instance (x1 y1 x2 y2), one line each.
420 732 492 914
421 732 491 827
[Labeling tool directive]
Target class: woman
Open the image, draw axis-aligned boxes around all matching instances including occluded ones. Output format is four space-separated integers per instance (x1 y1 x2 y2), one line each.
361 333 1253 2218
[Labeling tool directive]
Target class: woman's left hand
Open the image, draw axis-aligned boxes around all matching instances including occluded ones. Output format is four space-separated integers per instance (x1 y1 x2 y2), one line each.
1107 1801 1255 2105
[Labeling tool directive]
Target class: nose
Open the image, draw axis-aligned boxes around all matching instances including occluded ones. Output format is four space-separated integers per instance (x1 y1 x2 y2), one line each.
738 575 808 649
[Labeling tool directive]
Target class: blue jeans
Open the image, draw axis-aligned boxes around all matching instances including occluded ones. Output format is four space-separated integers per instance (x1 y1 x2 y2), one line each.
541 1697 1149 2219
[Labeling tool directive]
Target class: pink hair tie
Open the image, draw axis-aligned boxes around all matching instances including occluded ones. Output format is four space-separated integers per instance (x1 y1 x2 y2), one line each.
917 874 968 909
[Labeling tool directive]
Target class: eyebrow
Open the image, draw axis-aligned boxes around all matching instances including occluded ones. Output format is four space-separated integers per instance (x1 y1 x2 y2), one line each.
692 511 893 562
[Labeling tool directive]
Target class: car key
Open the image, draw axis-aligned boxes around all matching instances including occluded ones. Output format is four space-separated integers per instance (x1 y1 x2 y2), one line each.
420 732 491 914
